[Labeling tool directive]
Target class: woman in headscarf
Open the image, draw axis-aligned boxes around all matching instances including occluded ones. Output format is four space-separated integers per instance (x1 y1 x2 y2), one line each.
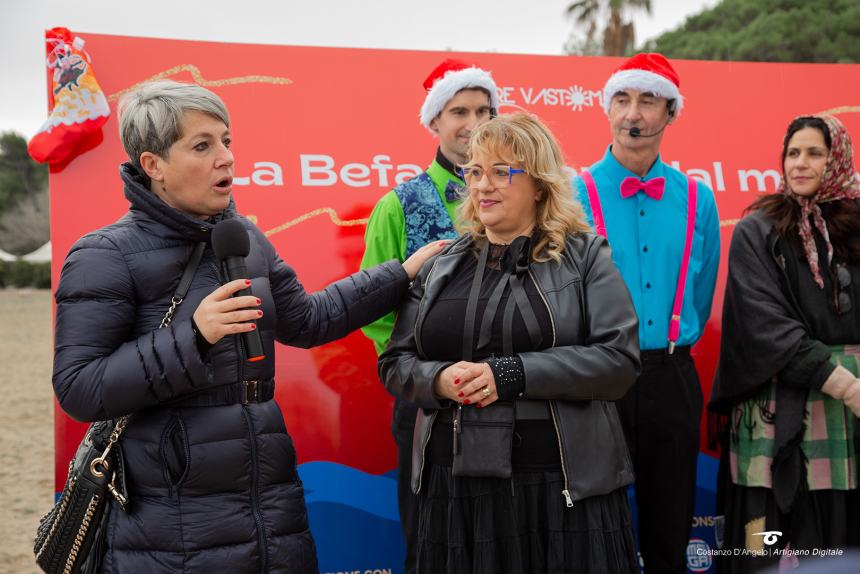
710 115 860 572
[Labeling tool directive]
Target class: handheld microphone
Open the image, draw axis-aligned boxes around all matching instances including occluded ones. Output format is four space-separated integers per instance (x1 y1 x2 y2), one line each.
212 219 265 362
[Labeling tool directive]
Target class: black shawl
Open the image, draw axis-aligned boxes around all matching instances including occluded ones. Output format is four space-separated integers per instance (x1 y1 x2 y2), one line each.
710 211 831 513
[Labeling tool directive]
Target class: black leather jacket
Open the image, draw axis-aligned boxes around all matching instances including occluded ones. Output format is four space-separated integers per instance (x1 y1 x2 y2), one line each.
379 232 641 505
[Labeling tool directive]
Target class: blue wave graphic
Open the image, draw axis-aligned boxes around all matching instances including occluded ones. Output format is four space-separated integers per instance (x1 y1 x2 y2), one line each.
299 461 400 522
307 502 405 574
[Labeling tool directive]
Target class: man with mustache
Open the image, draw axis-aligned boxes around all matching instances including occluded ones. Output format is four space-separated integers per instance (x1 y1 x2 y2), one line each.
573 52 721 573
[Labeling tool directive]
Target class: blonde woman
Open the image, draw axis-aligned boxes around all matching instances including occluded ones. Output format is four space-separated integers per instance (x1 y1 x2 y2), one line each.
379 113 641 573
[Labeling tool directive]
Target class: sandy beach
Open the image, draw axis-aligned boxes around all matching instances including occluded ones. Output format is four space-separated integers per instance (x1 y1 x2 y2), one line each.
0 289 54 574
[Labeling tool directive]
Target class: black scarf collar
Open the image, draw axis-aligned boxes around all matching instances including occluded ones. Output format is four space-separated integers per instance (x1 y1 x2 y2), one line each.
435 147 460 178
120 162 234 242
464 233 541 356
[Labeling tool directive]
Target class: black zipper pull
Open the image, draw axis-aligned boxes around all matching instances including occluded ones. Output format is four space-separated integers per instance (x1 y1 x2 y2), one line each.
453 404 462 455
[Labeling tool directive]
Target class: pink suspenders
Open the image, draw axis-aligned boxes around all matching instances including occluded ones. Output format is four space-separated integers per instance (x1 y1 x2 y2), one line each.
581 171 698 354
668 177 698 353
579 170 606 238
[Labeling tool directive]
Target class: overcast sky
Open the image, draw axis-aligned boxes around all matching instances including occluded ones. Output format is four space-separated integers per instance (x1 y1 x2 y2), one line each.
3 0 716 138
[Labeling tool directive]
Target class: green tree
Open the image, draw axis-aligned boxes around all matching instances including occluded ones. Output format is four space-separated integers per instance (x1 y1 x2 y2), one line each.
565 0 652 56
0 187 50 256
0 132 49 255
0 132 48 214
646 0 860 63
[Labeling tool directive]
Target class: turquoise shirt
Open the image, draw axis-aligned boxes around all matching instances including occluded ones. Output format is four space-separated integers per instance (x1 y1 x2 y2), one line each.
573 145 720 350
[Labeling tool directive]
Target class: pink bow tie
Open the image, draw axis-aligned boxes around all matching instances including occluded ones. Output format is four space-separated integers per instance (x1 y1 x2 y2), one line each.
620 176 665 200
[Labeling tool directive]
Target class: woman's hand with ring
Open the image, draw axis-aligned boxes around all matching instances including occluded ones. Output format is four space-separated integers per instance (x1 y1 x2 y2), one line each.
456 362 497 407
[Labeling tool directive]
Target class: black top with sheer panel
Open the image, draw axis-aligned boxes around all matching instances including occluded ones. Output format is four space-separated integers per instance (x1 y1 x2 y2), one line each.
422 239 562 470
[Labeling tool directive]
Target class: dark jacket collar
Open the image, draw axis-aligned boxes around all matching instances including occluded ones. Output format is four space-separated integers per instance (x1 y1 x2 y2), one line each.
435 148 460 178
120 162 234 242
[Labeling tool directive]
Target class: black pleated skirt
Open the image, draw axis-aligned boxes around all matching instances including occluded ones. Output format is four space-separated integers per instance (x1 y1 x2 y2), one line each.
416 464 638 574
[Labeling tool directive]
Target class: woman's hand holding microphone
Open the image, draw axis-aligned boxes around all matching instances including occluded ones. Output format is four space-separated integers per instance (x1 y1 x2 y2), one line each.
191 238 448 346
193 279 263 344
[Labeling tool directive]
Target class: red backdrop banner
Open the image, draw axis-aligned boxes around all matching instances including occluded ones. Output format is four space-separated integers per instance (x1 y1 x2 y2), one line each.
47 32 860 573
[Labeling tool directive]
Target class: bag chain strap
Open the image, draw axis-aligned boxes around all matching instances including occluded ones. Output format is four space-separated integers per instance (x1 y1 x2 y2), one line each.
160 296 183 328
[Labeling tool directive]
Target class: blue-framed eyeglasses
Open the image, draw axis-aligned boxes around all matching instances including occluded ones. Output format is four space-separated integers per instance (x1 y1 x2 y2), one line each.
457 165 526 189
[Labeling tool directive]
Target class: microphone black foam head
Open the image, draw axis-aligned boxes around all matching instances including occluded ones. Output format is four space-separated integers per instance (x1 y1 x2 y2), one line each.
212 218 251 260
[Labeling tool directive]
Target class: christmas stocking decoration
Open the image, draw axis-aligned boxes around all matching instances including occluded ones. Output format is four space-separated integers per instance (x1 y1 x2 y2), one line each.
28 27 110 171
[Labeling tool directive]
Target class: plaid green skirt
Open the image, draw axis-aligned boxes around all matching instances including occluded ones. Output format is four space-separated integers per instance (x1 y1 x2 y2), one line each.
730 345 860 490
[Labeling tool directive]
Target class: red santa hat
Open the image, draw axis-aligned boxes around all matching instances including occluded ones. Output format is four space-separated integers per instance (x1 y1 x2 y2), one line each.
602 52 684 116
419 58 499 131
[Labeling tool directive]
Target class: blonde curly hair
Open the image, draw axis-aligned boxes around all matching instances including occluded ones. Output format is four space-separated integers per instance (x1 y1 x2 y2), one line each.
456 112 590 262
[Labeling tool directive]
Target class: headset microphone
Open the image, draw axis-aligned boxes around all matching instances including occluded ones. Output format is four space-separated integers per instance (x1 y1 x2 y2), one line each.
627 121 669 139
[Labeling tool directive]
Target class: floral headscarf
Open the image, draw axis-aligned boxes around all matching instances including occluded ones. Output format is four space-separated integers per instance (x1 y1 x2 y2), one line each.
779 114 860 288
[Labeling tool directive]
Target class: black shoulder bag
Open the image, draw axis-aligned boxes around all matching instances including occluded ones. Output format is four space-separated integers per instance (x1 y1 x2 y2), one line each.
34 241 206 574
449 236 545 478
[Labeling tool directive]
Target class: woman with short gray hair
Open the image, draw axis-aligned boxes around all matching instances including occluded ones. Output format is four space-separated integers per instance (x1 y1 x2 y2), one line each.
52 80 444 573
118 80 231 172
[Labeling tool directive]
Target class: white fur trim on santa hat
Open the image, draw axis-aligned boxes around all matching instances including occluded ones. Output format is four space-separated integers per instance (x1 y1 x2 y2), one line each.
602 69 684 116
420 67 500 131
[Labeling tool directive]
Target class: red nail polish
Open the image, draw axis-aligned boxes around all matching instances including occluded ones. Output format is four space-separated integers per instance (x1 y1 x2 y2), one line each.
454 378 460 385
464 399 470 405
256 298 261 305
458 392 464 397
245 279 251 286
250 324 257 330
257 310 263 317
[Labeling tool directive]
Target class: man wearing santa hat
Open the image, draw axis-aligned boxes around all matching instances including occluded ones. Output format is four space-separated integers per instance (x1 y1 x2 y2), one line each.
573 52 720 573
360 58 498 574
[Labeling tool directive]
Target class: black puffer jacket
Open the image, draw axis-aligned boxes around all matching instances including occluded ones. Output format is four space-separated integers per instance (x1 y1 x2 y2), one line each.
52 163 409 573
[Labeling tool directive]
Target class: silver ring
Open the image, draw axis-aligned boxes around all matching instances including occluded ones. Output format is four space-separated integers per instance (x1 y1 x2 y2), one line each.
482 387 492 398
